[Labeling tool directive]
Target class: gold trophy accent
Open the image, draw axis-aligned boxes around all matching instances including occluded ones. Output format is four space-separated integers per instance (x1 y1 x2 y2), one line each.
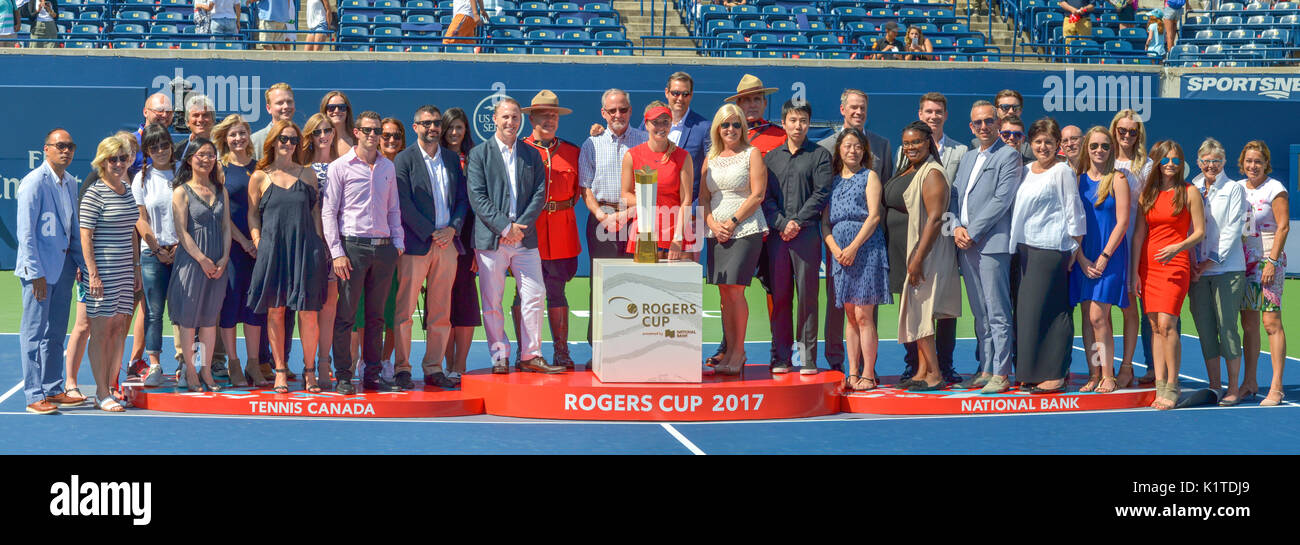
633 166 659 263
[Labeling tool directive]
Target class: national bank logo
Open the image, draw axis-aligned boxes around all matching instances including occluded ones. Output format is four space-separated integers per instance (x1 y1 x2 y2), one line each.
1184 76 1300 100
49 475 151 526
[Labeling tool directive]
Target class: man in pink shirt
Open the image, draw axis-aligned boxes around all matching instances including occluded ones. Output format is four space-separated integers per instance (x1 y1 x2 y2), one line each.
322 111 406 394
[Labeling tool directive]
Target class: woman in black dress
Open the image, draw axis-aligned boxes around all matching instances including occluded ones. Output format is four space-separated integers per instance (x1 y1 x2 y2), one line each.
213 114 262 387
439 107 478 385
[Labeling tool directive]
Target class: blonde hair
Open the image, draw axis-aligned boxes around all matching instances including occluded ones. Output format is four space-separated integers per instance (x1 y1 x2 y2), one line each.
1238 140 1273 176
299 113 337 165
1075 126 1118 208
91 135 132 176
706 103 751 162
212 114 252 165
264 82 293 103
1140 140 1188 215
1109 109 1146 168
1197 137 1226 160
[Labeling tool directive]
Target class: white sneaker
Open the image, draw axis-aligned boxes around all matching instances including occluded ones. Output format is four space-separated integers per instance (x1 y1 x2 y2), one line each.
143 364 164 387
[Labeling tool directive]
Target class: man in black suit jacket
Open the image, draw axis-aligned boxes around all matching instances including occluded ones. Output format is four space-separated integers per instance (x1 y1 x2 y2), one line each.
392 105 469 389
465 97 564 374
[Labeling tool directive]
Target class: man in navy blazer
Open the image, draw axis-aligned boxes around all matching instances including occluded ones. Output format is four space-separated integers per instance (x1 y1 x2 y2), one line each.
392 105 469 389
949 100 1024 393
660 72 711 203
465 97 564 374
16 129 87 414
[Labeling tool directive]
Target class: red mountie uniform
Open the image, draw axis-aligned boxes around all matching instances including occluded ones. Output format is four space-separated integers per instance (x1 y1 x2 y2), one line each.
522 135 582 261
748 119 787 156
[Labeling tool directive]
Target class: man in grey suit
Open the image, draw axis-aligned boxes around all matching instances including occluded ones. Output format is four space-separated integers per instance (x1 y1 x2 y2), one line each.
393 105 469 389
816 89 891 372
893 92 968 384
950 100 1023 393
969 89 1034 164
466 97 564 374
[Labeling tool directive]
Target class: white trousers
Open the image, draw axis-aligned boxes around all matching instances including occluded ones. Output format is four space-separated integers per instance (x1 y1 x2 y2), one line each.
476 242 545 360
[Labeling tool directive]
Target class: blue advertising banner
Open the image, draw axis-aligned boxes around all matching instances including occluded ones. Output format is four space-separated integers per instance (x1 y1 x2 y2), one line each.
1181 74 1300 101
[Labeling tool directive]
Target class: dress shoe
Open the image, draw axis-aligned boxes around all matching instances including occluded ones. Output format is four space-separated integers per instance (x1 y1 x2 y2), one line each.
424 371 458 388
899 364 918 383
363 377 402 392
553 351 576 370
393 371 416 390
941 367 964 385
519 356 564 374
492 362 510 374
336 380 357 395
958 373 991 390
979 375 1011 394
26 400 58 414
47 392 86 407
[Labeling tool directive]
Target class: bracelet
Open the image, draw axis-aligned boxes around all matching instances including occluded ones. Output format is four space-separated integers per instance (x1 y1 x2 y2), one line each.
1100 251 1111 259
1264 256 1280 267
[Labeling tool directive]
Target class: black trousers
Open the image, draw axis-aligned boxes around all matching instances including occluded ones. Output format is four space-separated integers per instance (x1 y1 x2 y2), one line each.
903 318 957 369
585 210 629 345
332 241 399 379
1014 245 1074 383
822 247 846 369
766 228 821 364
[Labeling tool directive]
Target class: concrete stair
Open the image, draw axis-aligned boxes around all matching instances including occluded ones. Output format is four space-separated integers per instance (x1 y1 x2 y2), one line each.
613 0 699 56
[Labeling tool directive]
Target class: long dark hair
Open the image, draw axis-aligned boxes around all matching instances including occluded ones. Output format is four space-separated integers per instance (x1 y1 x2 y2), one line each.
174 137 224 193
831 127 870 176
138 123 173 184
440 107 475 158
902 120 942 167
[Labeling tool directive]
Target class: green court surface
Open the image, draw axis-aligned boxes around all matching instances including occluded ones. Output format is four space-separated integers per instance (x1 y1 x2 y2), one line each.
4 274 1299 358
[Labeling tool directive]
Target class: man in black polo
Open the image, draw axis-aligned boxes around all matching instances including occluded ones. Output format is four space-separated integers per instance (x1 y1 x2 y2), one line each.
761 100 833 375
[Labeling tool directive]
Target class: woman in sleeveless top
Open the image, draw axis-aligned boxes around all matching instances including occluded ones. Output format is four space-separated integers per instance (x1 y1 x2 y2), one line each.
821 128 889 391
300 113 342 389
1110 109 1157 387
895 122 961 391
1237 141 1289 406
699 103 767 376
1131 140 1205 410
621 103 695 260
440 108 478 384
213 114 268 387
1070 126 1132 392
246 120 330 394
168 138 232 392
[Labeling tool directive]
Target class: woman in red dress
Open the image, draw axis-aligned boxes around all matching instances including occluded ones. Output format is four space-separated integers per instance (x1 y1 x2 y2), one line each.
1130 140 1205 410
620 102 695 260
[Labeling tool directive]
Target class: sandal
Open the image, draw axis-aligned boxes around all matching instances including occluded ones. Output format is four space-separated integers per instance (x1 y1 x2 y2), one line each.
98 395 125 413
1261 389 1285 406
272 368 290 394
844 374 859 389
855 376 879 391
1095 376 1118 394
1079 376 1100 393
1157 382 1180 411
705 353 725 367
302 365 322 394
227 359 249 388
64 387 87 403
1151 379 1167 409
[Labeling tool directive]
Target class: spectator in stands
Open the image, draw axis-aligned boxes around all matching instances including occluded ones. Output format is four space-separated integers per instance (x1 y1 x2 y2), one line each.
1237 140 1289 406
444 0 486 45
393 104 467 387
23 0 58 48
721 0 746 7
1060 0 1096 47
1059 124 1082 162
17 128 86 414
257 0 295 51
305 0 333 51
321 91 356 156
1187 138 1247 405
251 83 295 160
1144 10 1166 57
1110 108 1154 387
870 21 904 60
1159 0 1182 53
134 124 182 385
891 92 964 384
999 115 1029 164
381 117 406 161
762 99 832 375
209 0 241 48
0 0 17 47
1115 0 1137 30
244 0 259 36
903 26 934 61
440 107 478 383
177 94 216 161
194 0 213 45
817 88 891 375
700 104 766 376
212 114 268 387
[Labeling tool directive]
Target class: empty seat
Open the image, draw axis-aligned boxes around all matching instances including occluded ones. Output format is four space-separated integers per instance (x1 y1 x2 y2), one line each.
117 9 151 21
373 26 400 39
1214 16 1242 26
553 16 582 26
770 20 794 31
340 26 369 39
1092 26 1116 39
1227 29 1251 40
523 16 551 26
373 14 401 26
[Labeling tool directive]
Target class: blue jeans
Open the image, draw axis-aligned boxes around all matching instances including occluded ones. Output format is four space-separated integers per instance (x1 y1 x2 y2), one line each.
140 248 173 356
211 17 240 48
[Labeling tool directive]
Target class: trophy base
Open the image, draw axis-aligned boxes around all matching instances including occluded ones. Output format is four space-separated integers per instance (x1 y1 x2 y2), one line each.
633 234 658 263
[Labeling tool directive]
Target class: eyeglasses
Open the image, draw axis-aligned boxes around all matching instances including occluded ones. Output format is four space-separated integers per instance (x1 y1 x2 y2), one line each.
719 121 743 130
47 142 77 152
381 132 402 141
996 103 1021 112
901 138 928 149
669 90 691 98
1159 157 1182 166
325 104 349 113
603 107 630 115
193 152 217 160
971 117 997 128
106 154 131 165
277 135 301 146
311 127 334 137
1089 142 1111 151
1115 127 1139 138
1198 158 1223 165
1000 130 1025 140
356 126 382 136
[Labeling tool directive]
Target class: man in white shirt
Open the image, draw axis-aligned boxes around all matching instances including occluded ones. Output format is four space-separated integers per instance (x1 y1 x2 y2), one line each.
443 0 485 45
25 0 59 48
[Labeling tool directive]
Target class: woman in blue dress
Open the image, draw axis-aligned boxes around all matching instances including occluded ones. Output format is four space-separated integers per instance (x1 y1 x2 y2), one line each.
821 128 890 391
213 114 261 387
1070 126 1133 393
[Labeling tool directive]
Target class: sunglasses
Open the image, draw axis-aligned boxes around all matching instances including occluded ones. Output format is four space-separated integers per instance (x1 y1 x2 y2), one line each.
971 117 997 128
277 135 301 145
669 90 691 98
382 132 402 141
356 126 382 136
148 143 170 154
1115 127 1139 138
719 121 743 130
106 154 131 165
1159 157 1182 166
1000 130 1025 140
996 103 1021 112
1089 142 1111 151
604 107 630 115
311 127 334 137
48 142 77 152
413 119 443 129
325 104 349 113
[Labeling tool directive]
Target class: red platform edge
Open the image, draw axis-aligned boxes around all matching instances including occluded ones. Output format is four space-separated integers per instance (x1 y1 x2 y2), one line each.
840 374 1158 415
127 382 483 418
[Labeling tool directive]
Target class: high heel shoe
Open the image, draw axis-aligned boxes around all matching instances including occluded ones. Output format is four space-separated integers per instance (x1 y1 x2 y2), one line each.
200 368 222 393
184 366 202 393
245 360 271 387
272 368 290 394
302 365 322 394
227 359 249 388
1261 389 1285 406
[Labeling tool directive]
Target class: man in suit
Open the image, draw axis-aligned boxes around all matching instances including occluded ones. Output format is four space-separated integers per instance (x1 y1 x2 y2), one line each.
763 100 834 375
893 92 968 384
324 111 405 395
816 88 891 372
17 128 87 414
392 105 469 390
970 89 1034 163
660 72 711 203
251 82 295 160
466 97 564 374
950 100 1023 393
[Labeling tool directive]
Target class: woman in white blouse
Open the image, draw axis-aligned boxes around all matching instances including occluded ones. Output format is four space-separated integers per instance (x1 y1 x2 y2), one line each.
1008 118 1085 394
1187 138 1249 406
133 124 180 382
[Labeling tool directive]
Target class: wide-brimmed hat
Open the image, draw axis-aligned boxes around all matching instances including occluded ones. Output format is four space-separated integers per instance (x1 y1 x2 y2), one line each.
520 90 573 115
724 74 779 103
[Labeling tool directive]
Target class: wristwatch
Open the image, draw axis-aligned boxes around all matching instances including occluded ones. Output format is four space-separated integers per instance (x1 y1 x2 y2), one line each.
730 215 740 227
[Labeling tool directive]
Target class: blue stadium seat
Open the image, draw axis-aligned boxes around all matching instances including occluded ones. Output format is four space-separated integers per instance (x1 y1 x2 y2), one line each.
373 26 401 40
1226 29 1251 41
1092 26 1116 40
821 50 851 60
530 45 563 54
738 19 765 32
731 5 761 21
408 44 440 52
1168 43 1198 61
1244 1 1266 10
406 0 435 11
156 11 183 22
1219 2 1243 10
113 23 146 37
897 7 925 23
491 28 524 43
406 14 434 25
757 49 784 59
749 32 776 46
70 23 99 35
567 47 598 55
707 19 736 34
762 5 789 19
519 1 547 13
1276 1 1297 9
373 43 402 52
1214 16 1242 26
594 30 628 45
373 14 401 26
770 20 795 31
150 23 179 34
523 16 551 26
832 6 867 21
1119 26 1147 47
927 8 955 24
343 13 368 24
444 44 474 53
373 0 400 10
586 17 619 31
488 15 519 27
341 0 368 9
727 48 757 58
1103 39 1134 54
118 9 151 21
561 29 590 42
66 40 99 48
809 33 837 47
340 26 369 40
78 11 101 21
525 29 556 43
553 16 582 27
602 47 633 55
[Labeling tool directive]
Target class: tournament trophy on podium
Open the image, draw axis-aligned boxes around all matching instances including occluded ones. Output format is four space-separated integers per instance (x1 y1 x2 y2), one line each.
633 166 659 264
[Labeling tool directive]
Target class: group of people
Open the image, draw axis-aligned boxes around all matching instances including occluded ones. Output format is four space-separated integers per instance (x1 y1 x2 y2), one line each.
15 72 1289 416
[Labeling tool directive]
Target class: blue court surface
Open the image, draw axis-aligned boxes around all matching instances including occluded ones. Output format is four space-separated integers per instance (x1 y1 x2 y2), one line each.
1 334 1296 454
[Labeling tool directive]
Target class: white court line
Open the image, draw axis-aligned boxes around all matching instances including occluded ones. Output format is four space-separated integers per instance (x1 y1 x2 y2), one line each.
0 381 22 406
661 423 706 455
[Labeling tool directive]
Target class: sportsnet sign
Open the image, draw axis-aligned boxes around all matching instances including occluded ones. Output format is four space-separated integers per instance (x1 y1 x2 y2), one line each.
1183 75 1300 101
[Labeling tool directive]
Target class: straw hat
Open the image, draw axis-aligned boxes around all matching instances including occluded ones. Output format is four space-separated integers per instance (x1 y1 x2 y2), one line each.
520 90 573 115
724 74 779 103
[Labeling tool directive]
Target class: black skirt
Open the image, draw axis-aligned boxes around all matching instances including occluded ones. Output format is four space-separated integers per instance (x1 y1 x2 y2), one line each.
1014 244 1074 383
706 233 764 286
